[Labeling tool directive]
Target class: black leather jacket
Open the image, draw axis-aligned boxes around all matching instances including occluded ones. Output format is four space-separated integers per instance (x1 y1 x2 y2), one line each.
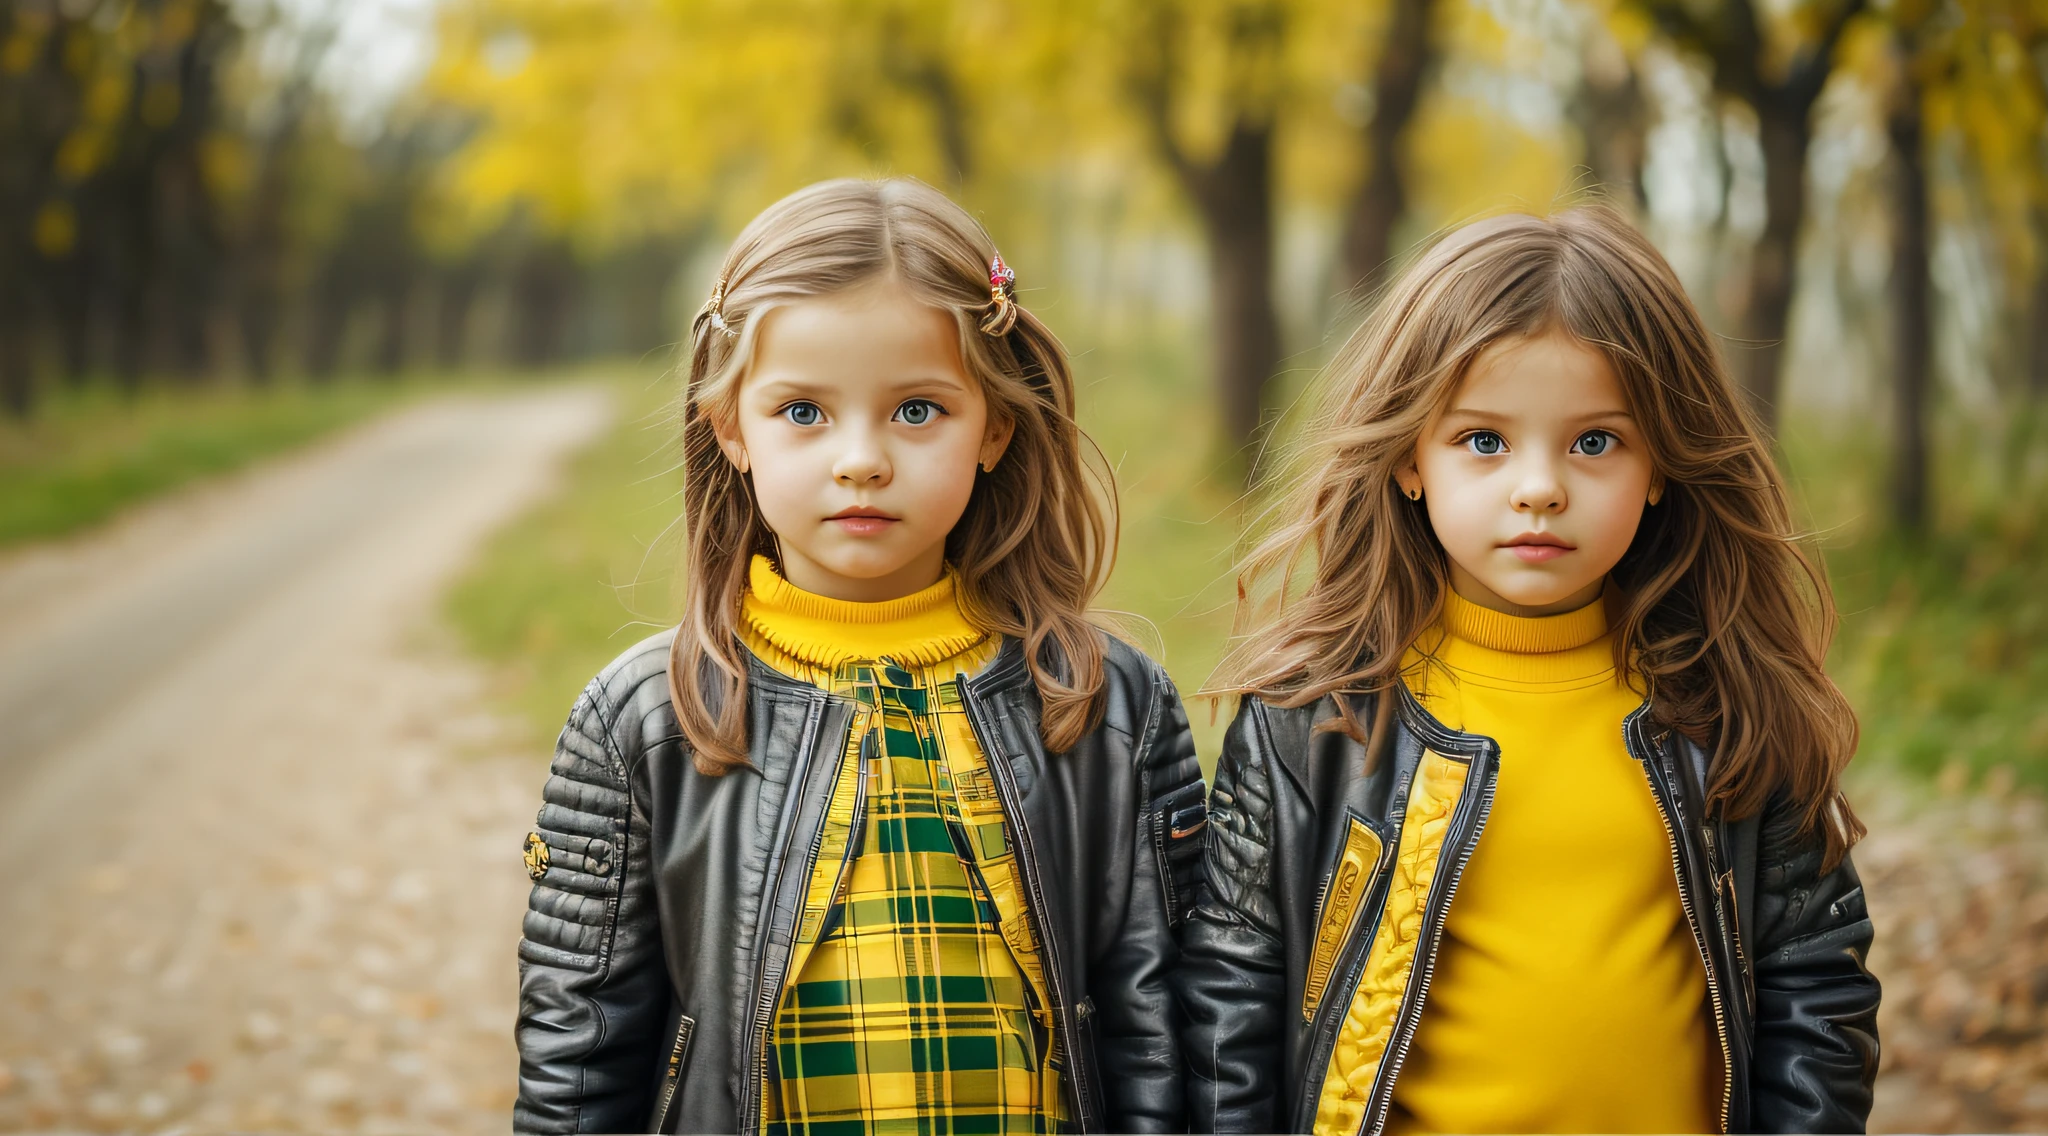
515 629 1207 1134
1174 687 1881 1135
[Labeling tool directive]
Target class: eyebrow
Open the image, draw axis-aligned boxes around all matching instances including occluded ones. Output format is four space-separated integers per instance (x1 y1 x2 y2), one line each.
747 372 976 402
1436 407 1637 428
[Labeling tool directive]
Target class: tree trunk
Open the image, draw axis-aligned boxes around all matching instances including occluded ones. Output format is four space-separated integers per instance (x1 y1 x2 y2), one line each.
237 164 291 385
372 254 413 377
239 285 280 385
52 261 93 386
1185 124 1282 454
0 317 34 418
304 269 351 381
1574 33 1649 215
435 265 480 370
1649 0 1864 433
1887 72 1931 533
1340 0 1434 295
511 240 579 368
2032 203 2048 402
1736 96 1811 428
1124 0 1286 461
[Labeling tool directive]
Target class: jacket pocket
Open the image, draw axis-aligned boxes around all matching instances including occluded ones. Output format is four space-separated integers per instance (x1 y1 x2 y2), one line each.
1151 780 1208 927
1302 815 1386 1023
650 1013 695 1134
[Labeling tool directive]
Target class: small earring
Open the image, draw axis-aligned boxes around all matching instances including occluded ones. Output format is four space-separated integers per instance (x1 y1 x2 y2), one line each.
1408 487 1422 501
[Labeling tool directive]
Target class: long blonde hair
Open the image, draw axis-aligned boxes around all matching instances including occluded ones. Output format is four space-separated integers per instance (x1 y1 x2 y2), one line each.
1222 206 1863 865
670 178 1116 774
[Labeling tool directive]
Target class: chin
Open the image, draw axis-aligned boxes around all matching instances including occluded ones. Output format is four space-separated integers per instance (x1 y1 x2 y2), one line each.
1487 576 1593 612
814 551 917 581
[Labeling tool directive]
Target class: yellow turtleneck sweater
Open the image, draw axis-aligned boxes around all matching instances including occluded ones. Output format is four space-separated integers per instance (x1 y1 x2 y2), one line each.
737 556 1067 1136
1383 587 1720 1135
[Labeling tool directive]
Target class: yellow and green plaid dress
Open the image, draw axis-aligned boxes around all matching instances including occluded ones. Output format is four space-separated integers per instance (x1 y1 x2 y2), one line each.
740 556 1069 1136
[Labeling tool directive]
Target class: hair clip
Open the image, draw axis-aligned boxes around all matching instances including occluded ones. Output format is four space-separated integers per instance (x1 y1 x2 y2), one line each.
701 275 739 339
979 254 1020 336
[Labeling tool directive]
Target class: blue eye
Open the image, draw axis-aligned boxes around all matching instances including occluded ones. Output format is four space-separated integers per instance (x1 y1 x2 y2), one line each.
1572 430 1615 456
1465 431 1505 456
894 398 944 425
783 402 822 427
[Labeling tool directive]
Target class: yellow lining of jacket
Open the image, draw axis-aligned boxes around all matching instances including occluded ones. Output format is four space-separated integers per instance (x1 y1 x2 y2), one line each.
1311 749 1472 1136
1303 817 1385 1021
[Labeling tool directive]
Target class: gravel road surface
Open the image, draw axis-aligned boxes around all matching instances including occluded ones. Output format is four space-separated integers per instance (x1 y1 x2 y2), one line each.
0 386 612 1132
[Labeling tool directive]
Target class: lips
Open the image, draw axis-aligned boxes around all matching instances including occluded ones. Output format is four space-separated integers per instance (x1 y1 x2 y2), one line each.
1503 532 1574 563
827 506 898 536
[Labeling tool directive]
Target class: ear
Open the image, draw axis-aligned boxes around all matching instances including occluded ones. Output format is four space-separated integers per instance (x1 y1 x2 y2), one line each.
711 416 750 474
1647 472 1665 506
1393 459 1423 501
978 413 1016 473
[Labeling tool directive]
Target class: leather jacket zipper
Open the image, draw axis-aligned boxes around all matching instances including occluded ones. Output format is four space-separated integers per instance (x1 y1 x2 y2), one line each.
1355 752 1496 1136
737 692 838 1136
1627 712 1734 1134
960 681 1102 1131
649 1014 696 1133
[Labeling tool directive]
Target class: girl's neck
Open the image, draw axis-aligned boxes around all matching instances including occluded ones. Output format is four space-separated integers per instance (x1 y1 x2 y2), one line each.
775 543 949 603
1447 563 1606 619
1439 584 1610 655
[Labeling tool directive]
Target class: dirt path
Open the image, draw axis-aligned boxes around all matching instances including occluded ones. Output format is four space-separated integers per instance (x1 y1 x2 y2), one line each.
1860 768 2048 1132
0 386 612 1132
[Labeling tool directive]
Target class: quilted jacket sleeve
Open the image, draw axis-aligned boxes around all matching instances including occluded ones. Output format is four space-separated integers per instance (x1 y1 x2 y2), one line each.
514 678 670 1134
1174 699 1289 1134
1747 792 1882 1134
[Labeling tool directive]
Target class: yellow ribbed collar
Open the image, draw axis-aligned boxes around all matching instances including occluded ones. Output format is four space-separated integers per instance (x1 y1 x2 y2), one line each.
1441 585 1610 654
740 555 987 669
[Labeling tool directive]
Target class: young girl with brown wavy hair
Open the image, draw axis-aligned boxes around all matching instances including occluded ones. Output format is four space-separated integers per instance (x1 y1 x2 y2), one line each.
513 179 1204 1135
1176 206 1880 1135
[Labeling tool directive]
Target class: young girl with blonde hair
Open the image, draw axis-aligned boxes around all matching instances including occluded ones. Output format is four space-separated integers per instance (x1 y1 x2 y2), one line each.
1176 206 1880 1134
514 178 1204 1135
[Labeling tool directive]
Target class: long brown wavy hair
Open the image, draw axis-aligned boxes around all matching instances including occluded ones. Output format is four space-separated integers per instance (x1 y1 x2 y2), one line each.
669 178 1116 774
1220 206 1863 866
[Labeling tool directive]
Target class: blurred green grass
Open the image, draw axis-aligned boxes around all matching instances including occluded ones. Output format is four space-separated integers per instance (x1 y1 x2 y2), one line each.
442 350 2048 790
1785 415 2048 789
0 375 456 547
442 365 690 739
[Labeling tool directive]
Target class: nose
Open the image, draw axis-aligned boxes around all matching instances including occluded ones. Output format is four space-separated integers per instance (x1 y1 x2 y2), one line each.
832 425 891 486
1508 454 1566 514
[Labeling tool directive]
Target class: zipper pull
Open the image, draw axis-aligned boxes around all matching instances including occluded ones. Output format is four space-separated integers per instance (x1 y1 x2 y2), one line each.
1074 995 1096 1021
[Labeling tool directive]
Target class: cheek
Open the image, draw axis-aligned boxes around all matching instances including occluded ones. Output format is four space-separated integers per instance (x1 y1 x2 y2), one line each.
735 422 821 525
902 434 984 521
1424 494 1495 559
1417 459 1496 549
1578 472 1650 551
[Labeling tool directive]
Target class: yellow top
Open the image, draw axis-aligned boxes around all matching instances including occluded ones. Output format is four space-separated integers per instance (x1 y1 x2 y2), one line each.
1380 587 1720 1135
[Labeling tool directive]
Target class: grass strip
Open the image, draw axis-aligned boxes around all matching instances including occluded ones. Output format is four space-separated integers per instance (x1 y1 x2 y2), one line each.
0 375 455 547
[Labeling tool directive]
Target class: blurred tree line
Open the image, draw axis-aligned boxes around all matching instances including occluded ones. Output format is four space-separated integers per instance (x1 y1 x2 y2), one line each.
0 0 665 420
6 0 2048 532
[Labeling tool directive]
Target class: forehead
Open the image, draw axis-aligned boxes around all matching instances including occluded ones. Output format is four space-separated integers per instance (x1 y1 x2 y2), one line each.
1445 331 1628 417
747 281 967 391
